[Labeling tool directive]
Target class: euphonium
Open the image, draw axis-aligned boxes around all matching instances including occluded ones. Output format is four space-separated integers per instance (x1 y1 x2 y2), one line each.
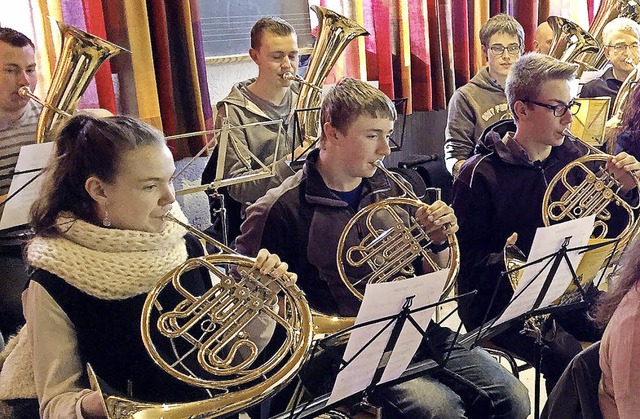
19 21 123 143
88 213 313 419
336 161 459 303
547 16 600 73
293 6 369 146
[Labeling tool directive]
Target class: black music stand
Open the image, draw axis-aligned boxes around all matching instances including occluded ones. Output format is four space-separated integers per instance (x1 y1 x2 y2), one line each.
462 236 619 419
273 289 478 419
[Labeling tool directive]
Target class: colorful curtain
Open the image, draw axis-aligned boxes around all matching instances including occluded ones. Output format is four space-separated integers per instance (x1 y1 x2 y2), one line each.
14 0 214 159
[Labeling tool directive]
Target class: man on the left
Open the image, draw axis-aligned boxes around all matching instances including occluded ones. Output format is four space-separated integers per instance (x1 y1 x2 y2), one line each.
0 27 40 341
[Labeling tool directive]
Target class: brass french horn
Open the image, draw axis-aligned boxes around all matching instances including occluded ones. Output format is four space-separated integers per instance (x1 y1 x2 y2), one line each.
504 129 640 318
336 161 460 302
18 21 124 143
88 213 313 418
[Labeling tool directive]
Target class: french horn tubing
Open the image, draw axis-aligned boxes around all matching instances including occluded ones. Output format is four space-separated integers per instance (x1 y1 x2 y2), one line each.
504 129 640 324
88 213 313 418
336 160 460 302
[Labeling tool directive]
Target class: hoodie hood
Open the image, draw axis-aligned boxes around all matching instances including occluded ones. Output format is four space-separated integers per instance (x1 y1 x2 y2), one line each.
468 67 505 95
475 118 585 168
217 78 301 119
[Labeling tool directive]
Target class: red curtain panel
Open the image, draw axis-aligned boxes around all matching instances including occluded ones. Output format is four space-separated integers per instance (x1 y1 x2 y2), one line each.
408 0 432 111
82 0 117 114
452 0 471 89
147 0 179 157
512 1 539 53
372 0 395 99
427 0 446 109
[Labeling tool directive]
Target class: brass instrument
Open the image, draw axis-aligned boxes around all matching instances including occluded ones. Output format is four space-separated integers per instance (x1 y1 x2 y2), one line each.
608 58 640 128
88 213 313 418
504 129 640 327
543 128 640 250
547 16 600 72
336 160 459 302
294 6 369 145
18 21 123 143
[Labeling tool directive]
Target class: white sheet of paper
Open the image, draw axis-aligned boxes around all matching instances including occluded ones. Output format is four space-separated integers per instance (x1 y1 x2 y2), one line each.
494 215 596 327
327 270 448 405
0 142 53 230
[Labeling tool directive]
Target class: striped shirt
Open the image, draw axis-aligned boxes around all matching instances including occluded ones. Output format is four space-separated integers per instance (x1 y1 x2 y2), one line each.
0 101 40 197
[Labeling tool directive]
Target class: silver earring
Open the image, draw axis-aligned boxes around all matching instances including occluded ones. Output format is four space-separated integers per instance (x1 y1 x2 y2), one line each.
103 209 112 227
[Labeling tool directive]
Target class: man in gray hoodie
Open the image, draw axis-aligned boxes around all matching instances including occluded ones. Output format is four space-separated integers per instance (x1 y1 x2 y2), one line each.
444 14 524 176
202 18 309 206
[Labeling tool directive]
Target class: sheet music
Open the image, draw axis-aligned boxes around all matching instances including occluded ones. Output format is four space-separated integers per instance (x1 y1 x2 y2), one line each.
0 142 53 230
494 216 596 327
328 270 448 405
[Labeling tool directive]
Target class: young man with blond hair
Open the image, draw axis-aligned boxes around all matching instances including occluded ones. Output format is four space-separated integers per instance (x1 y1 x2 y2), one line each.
453 53 640 392
237 78 530 418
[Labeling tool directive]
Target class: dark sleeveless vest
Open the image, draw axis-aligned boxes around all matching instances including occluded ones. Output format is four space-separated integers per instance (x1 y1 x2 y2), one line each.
30 235 211 403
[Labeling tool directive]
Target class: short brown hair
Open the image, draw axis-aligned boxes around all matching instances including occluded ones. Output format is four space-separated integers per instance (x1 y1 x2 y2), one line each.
505 53 578 120
0 27 34 49
479 14 524 49
250 17 296 50
319 78 396 145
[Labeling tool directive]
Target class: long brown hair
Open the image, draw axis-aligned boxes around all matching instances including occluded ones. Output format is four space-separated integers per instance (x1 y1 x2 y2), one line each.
595 235 640 327
30 115 165 237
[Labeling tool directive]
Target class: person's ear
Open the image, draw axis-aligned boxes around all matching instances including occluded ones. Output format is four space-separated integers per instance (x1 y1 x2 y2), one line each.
85 176 108 206
323 122 339 144
482 45 489 61
249 47 259 64
513 101 529 120
603 46 612 62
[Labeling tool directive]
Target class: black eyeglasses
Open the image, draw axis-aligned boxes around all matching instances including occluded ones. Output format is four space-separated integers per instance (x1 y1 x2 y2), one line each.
524 100 581 117
488 44 521 55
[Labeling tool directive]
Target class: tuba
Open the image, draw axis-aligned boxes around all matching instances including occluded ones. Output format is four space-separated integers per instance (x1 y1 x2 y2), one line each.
19 21 123 143
88 213 313 418
547 16 600 72
335 161 459 304
292 6 369 146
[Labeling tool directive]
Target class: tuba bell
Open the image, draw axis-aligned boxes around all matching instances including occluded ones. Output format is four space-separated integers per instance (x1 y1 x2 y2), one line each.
19 21 123 143
547 16 600 73
335 161 460 304
292 6 369 146
88 213 313 418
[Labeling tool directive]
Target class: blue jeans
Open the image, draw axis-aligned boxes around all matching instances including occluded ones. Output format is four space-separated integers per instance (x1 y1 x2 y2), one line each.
373 323 531 418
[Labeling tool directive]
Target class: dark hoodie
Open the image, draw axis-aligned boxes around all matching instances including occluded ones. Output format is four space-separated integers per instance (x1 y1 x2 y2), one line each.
615 129 640 161
452 121 588 329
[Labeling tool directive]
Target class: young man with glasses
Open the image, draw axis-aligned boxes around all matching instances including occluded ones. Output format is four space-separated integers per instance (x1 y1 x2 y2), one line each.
452 53 640 393
445 14 524 176
580 17 640 111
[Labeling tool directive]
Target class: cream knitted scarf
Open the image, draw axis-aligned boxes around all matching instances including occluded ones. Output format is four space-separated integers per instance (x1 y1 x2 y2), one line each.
26 205 190 300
